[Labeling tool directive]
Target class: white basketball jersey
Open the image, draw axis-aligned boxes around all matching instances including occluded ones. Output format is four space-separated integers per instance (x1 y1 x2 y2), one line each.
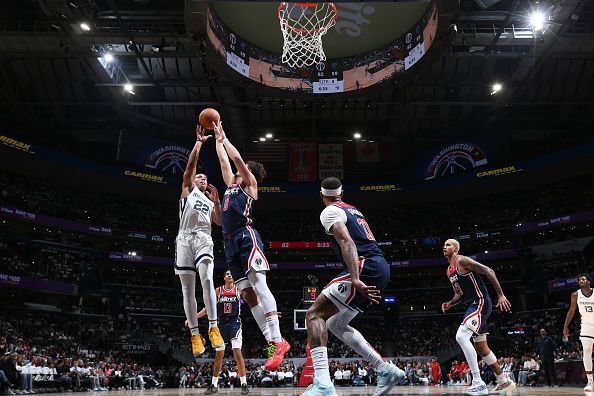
178 187 214 235
577 289 594 326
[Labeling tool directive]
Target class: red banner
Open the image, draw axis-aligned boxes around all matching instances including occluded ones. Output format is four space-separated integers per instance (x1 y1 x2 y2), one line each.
289 142 317 182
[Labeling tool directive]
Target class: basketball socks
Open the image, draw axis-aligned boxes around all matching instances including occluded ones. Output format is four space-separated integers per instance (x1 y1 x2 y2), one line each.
211 377 218 387
327 312 388 371
251 304 272 342
266 315 283 343
582 337 594 372
189 326 200 336
198 262 218 326
343 328 387 371
311 347 332 384
455 326 482 383
240 376 247 386
179 274 199 333
588 374 593 383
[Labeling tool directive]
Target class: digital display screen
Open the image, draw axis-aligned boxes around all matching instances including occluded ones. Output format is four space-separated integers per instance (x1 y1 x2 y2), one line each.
303 287 319 303
206 1 438 94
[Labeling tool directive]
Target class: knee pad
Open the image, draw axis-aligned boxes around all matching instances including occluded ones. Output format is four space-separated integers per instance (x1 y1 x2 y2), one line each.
483 351 497 365
215 344 226 352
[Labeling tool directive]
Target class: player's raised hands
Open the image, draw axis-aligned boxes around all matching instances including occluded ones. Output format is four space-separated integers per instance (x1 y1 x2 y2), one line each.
205 184 220 203
353 279 381 304
196 125 211 143
495 294 512 312
213 120 226 143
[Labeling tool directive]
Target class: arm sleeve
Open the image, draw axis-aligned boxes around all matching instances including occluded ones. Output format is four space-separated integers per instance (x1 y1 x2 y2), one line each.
320 206 348 234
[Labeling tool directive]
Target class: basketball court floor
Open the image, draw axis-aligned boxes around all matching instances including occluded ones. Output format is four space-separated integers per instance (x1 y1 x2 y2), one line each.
45 386 588 395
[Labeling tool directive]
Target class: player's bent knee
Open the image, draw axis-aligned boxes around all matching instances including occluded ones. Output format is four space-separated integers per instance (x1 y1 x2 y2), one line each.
215 344 226 352
231 339 242 350
236 279 251 292
456 325 473 343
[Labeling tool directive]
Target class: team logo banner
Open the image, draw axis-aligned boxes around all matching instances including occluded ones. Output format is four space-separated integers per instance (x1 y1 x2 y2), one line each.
425 142 488 180
144 145 190 174
118 131 222 179
318 144 344 180
289 142 317 182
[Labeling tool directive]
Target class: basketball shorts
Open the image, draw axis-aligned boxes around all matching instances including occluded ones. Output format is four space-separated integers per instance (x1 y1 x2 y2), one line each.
322 255 390 313
174 232 214 275
461 298 492 337
581 323 594 338
223 226 269 284
217 318 242 351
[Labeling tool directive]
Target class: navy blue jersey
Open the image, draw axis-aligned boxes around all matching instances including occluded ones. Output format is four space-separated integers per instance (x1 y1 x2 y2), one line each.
447 255 490 303
322 202 384 270
221 183 254 235
217 285 241 325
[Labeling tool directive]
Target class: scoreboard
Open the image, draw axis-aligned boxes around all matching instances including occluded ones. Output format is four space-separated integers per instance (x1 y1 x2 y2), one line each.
225 33 250 77
303 286 319 303
312 61 344 94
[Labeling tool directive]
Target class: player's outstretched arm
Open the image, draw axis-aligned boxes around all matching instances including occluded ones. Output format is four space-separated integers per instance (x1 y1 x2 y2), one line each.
563 292 578 337
459 256 511 312
329 221 380 304
214 132 235 187
182 126 211 195
213 121 258 189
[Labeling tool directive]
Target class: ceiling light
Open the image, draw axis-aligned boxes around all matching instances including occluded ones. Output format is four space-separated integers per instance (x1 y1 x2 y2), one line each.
353 133 361 139
79 22 91 31
259 137 266 142
104 53 114 63
265 133 273 139
490 83 503 95
529 11 546 31
124 83 134 93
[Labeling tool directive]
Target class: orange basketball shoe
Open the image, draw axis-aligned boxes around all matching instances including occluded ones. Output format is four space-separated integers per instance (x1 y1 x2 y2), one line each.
264 339 291 371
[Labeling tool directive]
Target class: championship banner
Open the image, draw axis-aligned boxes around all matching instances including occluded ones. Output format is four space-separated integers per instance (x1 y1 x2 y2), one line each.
318 143 343 180
289 142 317 182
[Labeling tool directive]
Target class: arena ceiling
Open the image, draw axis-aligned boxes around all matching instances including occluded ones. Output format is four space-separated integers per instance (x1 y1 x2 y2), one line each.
0 0 593 153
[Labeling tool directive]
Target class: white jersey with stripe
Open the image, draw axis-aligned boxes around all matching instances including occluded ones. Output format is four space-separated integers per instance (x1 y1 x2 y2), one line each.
178 186 214 235
577 289 594 327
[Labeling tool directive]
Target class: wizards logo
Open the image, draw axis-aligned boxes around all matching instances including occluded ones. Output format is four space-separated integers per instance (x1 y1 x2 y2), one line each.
145 145 190 174
425 142 488 180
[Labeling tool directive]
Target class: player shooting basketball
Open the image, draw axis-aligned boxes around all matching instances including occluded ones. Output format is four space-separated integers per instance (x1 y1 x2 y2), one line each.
212 120 290 371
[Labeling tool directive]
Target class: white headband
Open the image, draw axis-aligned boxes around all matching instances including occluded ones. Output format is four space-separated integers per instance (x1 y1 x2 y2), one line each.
321 186 342 196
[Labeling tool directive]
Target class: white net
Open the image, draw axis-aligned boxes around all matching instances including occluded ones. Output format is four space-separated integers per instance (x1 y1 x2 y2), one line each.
278 2 337 68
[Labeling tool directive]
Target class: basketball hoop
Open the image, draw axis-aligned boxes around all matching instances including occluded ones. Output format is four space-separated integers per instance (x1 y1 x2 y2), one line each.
278 2 337 68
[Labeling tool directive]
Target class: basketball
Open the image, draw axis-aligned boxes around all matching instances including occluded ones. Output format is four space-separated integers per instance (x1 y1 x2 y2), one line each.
198 108 220 129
